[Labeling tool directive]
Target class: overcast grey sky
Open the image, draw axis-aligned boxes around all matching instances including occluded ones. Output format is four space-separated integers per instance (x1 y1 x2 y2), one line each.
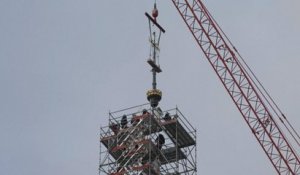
0 0 300 175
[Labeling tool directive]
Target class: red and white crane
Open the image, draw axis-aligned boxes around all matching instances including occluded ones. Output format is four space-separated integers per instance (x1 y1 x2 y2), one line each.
161 0 300 174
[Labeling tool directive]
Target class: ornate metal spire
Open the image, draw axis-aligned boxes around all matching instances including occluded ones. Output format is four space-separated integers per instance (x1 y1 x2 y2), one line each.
145 3 165 108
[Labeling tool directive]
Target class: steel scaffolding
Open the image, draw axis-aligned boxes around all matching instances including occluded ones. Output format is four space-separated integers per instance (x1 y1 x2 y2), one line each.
99 104 197 175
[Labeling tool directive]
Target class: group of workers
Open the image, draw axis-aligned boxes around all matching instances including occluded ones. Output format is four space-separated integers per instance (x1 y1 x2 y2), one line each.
110 109 172 133
110 109 172 152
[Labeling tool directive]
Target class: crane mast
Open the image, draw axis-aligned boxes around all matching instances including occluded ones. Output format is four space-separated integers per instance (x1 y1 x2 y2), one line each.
171 0 300 174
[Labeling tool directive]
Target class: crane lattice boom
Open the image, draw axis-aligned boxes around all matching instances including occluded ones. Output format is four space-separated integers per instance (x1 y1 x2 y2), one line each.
171 0 300 174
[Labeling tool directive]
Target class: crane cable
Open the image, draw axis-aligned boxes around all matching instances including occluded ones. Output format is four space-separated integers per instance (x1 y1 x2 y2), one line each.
202 3 300 150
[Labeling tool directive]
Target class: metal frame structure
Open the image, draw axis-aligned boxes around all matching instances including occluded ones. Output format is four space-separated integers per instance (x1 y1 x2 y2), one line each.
171 0 300 174
99 104 197 175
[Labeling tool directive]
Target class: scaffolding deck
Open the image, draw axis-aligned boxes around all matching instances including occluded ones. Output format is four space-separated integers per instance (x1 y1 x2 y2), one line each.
161 119 195 148
160 147 186 164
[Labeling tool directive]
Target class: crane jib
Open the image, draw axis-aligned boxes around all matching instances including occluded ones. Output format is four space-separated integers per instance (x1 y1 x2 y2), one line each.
171 0 300 174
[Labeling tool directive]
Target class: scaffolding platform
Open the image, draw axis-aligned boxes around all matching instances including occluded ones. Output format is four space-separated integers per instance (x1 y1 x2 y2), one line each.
99 104 196 175
160 147 186 164
160 118 196 148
